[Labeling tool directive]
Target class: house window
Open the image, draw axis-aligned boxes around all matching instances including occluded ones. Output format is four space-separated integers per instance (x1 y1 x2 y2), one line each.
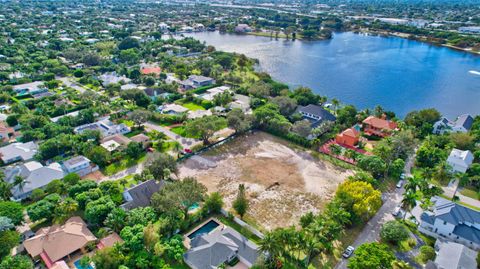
444 221 447 225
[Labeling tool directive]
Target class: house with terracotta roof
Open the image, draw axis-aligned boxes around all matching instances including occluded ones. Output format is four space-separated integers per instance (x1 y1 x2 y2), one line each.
336 126 361 147
0 121 15 143
141 66 162 77
97 232 123 250
23 217 97 268
362 116 398 137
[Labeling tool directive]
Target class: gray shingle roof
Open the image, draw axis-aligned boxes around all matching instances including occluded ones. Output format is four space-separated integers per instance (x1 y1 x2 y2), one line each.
120 180 163 210
297 104 336 121
435 241 478 269
184 226 259 269
454 114 474 130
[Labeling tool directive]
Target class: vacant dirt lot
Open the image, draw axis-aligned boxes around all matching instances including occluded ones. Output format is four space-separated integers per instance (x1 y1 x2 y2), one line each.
178 132 354 230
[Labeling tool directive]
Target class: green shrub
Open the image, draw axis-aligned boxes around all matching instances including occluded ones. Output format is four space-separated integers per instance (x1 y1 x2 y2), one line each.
380 220 409 245
418 245 436 264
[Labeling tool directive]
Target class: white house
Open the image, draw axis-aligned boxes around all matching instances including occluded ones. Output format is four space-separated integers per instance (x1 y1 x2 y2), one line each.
4 161 65 200
433 114 474 135
158 104 188 115
432 240 478 269
0 142 38 164
62 156 98 177
74 118 130 137
198 86 231 101
447 149 474 173
419 196 480 251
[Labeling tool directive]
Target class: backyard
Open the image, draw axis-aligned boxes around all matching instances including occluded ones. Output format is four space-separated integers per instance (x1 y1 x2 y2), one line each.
178 132 354 230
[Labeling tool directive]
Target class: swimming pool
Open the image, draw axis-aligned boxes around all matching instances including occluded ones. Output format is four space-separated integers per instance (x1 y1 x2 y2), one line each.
74 259 94 269
187 220 220 239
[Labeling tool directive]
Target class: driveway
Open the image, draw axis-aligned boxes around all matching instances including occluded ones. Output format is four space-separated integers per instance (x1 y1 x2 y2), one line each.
144 121 201 149
57 77 88 93
442 179 480 208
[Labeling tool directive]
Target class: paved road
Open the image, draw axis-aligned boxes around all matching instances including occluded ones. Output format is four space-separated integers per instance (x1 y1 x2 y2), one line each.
335 155 414 269
144 121 201 149
58 77 88 93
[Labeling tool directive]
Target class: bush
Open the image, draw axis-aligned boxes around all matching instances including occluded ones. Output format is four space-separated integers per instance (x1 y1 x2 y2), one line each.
418 245 436 263
380 221 409 245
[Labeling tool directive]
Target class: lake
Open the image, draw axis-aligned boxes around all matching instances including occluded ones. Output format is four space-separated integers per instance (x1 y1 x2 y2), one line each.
184 31 480 118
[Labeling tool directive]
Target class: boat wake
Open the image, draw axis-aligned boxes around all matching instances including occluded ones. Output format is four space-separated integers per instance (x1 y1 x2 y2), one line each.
469 70 480 76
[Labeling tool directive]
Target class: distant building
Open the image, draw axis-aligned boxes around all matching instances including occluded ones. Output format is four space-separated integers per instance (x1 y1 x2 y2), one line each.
296 104 336 127
0 122 15 143
419 196 480 251
198 86 231 101
99 72 131 86
433 114 474 135
140 66 162 77
4 161 65 200
179 75 215 90
158 103 189 115
377 18 409 25
362 116 398 137
74 118 130 137
228 94 251 113
62 155 98 177
12 81 47 96
430 240 478 269
459 26 480 34
446 149 474 173
235 24 252 33
0 141 38 164
120 179 164 210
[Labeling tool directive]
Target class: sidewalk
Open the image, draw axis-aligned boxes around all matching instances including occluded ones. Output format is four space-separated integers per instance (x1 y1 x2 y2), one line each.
442 179 480 208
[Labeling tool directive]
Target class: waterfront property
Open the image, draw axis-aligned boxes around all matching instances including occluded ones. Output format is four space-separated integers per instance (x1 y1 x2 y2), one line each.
296 104 336 127
179 75 215 90
446 149 474 174
433 114 474 135
184 219 260 269
419 196 480 251
23 217 97 268
362 115 398 137
335 126 361 147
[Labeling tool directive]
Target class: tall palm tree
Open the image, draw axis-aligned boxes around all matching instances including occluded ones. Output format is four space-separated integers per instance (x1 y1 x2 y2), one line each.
13 175 29 194
331 98 340 115
259 232 281 265
0 181 12 201
403 175 422 193
401 191 417 220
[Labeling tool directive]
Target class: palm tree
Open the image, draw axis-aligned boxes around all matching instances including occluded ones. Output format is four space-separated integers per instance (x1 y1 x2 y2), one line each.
259 232 281 265
0 181 12 201
172 142 183 158
404 175 422 193
331 98 340 115
401 191 417 220
13 175 29 195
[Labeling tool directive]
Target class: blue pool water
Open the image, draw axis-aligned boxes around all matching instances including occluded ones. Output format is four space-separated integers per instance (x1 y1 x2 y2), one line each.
188 220 220 239
188 202 200 211
74 259 94 269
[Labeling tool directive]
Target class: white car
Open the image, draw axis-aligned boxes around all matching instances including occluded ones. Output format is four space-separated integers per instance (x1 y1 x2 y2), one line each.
392 206 403 217
342 246 355 258
396 180 404 188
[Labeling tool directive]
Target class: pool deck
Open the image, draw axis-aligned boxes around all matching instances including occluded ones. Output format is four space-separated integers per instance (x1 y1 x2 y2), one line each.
183 217 223 249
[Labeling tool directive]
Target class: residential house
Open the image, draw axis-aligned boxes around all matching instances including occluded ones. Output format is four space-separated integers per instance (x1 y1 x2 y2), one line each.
4 161 65 200
336 126 361 147
0 141 38 164
179 75 215 90
144 88 170 100
62 155 98 177
433 114 474 135
0 122 14 143
130 133 150 148
23 217 97 268
362 115 398 137
419 196 480 250
159 103 189 115
447 149 474 173
235 24 253 33
12 81 47 96
429 240 478 269
188 109 213 119
165 73 179 84
141 66 162 77
120 83 138 91
198 86 231 101
74 118 130 137
296 104 336 127
184 225 260 269
99 72 131 86
228 94 251 113
97 232 123 250
101 134 131 152
120 179 164 210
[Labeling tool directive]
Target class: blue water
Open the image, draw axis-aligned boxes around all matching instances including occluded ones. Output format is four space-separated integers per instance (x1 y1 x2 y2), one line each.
184 31 480 118
74 259 94 269
188 202 200 211
188 220 220 239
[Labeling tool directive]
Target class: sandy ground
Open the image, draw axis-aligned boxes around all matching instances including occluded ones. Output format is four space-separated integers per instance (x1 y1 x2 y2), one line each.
179 132 354 230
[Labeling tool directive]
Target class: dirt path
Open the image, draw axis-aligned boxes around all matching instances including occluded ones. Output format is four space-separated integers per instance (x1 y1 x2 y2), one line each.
179 132 353 230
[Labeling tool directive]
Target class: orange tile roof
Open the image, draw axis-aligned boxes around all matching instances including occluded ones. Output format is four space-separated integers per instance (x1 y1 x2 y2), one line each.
362 116 398 130
341 127 360 138
141 67 162 75
24 217 96 263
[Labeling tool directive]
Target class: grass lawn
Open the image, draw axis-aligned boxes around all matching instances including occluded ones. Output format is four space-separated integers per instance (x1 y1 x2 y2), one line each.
181 102 205 111
125 129 143 138
102 154 147 176
459 187 479 200
217 215 262 244
170 125 200 139
160 141 181 153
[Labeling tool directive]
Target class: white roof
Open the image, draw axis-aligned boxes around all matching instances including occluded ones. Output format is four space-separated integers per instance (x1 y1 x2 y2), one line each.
101 140 121 152
448 149 473 162
161 104 188 114
0 142 38 162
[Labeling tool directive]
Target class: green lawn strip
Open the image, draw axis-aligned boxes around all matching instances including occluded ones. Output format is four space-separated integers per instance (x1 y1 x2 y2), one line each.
170 125 200 139
125 129 143 138
181 102 205 111
459 187 479 200
217 215 262 244
102 153 147 176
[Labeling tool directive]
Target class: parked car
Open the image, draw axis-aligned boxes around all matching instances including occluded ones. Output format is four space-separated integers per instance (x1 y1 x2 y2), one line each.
147 147 155 152
342 246 355 258
184 148 192 154
392 206 403 217
400 173 406 179
396 179 404 188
